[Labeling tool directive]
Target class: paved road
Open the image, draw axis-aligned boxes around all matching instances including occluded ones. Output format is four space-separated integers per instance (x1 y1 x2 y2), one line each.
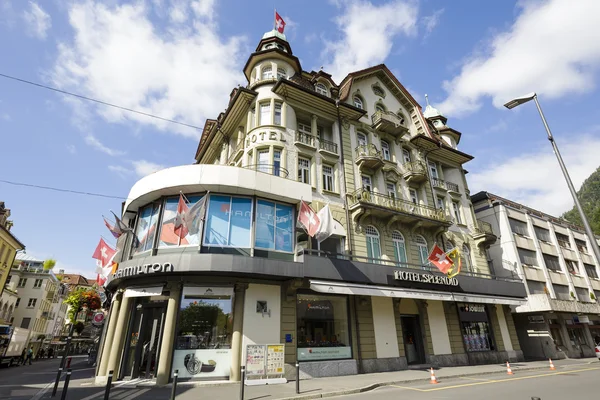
344 362 600 400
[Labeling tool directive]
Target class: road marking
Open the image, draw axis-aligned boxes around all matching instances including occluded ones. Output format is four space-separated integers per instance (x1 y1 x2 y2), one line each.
80 389 126 400
122 389 151 400
392 366 600 392
459 376 494 381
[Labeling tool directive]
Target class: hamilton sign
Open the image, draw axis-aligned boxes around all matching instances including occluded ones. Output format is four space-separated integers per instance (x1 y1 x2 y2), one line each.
394 270 459 286
113 262 174 278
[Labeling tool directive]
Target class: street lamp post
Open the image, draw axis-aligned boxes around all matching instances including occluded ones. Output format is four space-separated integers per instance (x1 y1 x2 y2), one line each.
504 93 600 270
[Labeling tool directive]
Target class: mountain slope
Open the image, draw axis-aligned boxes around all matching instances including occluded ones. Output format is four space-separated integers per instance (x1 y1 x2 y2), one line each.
562 166 600 235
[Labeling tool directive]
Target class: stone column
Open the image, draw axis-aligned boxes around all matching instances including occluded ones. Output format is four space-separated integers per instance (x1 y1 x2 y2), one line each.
105 294 133 379
156 284 182 386
97 292 122 378
230 283 248 381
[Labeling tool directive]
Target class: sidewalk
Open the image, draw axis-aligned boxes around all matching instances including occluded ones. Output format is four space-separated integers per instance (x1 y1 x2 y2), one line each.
143 357 600 400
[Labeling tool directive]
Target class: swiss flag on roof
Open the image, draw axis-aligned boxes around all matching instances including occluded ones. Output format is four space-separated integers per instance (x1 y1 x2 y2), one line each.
275 12 286 34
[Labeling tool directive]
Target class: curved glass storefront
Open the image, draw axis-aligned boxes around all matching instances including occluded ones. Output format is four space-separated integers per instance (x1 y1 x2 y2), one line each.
127 193 296 260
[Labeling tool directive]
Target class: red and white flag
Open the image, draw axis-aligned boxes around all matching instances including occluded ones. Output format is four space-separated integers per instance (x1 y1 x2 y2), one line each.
298 200 320 237
174 194 189 240
92 238 116 269
275 11 286 34
427 244 454 274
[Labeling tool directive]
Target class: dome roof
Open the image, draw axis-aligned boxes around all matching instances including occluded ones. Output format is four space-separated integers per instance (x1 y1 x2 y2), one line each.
262 29 287 42
423 94 444 119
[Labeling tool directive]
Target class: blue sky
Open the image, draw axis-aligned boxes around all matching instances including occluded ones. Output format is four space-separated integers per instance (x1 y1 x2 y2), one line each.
1 0 600 277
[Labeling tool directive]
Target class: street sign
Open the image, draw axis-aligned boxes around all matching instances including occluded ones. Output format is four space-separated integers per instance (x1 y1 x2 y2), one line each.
92 312 105 326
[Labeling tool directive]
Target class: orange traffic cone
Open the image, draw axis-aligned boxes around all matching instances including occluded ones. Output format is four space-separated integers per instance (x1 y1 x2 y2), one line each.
430 367 439 384
506 361 514 375
549 358 556 370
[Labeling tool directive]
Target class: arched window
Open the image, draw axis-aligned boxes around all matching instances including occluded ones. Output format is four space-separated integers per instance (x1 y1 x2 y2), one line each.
277 67 286 80
414 234 429 265
381 140 391 161
392 231 407 264
353 95 364 109
373 86 385 97
375 103 386 113
396 110 406 125
1 303 7 320
7 305 13 320
402 148 411 163
261 65 273 80
365 225 381 262
315 82 328 96
462 244 473 272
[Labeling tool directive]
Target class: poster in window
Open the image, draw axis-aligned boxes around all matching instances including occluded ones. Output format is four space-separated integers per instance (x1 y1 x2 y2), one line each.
246 344 266 376
275 203 293 252
204 195 252 247
255 200 276 249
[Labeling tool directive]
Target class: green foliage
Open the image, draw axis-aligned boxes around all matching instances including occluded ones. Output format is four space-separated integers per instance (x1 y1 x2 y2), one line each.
43 259 56 271
562 166 600 235
63 287 101 324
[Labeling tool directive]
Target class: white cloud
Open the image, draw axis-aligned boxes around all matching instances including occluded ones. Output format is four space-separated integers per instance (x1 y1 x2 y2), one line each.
84 134 125 156
51 0 245 139
439 0 600 117
66 144 76 154
422 8 443 37
322 0 419 81
131 160 165 177
22 1 51 39
468 132 600 216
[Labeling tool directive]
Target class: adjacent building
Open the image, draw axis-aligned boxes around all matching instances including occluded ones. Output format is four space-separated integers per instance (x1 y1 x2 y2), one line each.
0 202 25 299
472 192 600 360
8 255 67 353
96 30 527 385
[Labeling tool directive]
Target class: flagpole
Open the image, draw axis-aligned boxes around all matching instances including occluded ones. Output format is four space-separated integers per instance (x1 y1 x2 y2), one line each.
274 8 276 30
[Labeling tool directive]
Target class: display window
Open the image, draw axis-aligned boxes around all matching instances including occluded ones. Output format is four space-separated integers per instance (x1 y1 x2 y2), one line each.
457 303 495 352
296 294 351 361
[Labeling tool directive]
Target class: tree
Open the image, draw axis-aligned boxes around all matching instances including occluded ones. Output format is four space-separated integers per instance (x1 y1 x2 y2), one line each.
43 259 56 271
562 166 600 235
63 287 101 324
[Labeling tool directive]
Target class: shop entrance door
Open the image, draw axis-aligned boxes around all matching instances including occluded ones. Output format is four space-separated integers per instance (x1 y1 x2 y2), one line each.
401 315 425 365
567 326 586 357
122 302 167 380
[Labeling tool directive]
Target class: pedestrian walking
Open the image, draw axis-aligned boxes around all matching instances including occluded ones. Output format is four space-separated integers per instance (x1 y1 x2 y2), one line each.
20 349 26 366
48 348 54 359
26 346 34 365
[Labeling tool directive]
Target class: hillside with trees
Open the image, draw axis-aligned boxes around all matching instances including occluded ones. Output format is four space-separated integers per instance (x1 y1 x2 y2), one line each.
562 166 600 235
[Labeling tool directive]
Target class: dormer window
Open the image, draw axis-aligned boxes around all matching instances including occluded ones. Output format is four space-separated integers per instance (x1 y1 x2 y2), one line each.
375 104 385 113
353 95 364 109
373 85 385 97
261 66 273 80
315 83 328 97
277 67 286 80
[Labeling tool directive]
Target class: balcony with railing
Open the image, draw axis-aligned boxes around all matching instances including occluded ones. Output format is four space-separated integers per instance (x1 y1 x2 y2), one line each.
432 178 460 193
242 164 289 179
516 293 600 314
401 161 427 184
348 188 450 226
371 110 408 137
355 144 384 171
294 131 317 149
473 220 497 247
318 138 338 155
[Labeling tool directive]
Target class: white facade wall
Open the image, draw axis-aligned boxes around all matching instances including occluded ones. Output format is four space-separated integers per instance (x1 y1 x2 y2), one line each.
241 284 281 361
371 297 400 358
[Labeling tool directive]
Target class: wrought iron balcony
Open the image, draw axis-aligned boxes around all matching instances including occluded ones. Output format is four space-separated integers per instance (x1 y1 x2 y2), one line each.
402 161 427 184
348 188 450 226
371 110 408 136
432 178 460 193
318 138 338 155
243 163 289 179
355 144 384 171
294 131 316 148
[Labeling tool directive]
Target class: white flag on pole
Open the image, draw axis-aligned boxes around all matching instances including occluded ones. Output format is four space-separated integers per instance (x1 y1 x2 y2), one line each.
314 204 335 243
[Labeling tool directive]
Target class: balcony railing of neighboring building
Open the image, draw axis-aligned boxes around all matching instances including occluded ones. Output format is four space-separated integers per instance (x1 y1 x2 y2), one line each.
318 138 338 154
520 293 600 314
355 143 382 159
348 188 449 223
431 178 460 193
294 131 317 147
474 220 494 235
303 249 523 283
370 110 408 136
243 163 290 179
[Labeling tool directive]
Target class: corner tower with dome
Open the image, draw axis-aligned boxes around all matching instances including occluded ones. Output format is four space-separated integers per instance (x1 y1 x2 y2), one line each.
95 26 527 386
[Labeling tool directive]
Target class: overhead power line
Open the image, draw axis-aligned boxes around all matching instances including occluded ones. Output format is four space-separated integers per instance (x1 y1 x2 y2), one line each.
0 72 202 131
0 179 127 200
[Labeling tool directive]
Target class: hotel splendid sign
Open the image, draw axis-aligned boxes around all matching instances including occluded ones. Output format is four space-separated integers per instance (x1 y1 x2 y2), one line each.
394 270 459 286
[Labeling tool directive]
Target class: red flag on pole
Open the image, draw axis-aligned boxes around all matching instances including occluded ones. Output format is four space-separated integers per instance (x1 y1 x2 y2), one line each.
275 11 286 33
92 238 116 269
174 194 189 240
427 244 454 274
297 200 320 237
